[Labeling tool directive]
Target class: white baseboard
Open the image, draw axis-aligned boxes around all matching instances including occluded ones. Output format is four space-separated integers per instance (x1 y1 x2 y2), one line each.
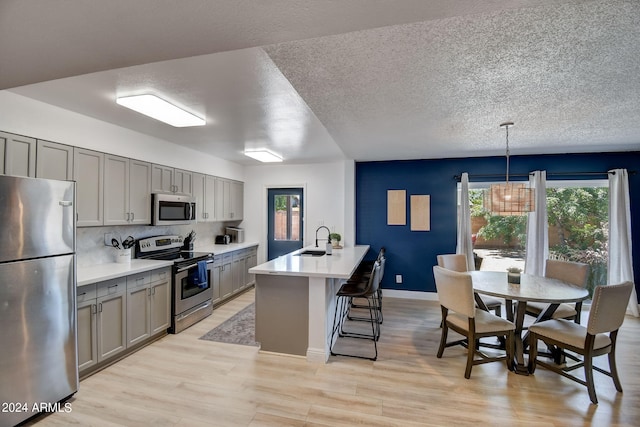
383 289 439 301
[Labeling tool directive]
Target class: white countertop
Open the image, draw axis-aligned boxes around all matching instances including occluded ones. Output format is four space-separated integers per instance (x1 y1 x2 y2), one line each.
77 259 174 287
195 241 259 255
77 241 259 287
249 245 369 279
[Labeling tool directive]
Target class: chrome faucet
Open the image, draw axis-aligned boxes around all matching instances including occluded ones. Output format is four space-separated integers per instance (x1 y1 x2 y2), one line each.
315 225 331 247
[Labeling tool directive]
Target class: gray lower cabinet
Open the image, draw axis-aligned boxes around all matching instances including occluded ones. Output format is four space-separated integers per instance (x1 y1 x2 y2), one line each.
0 130 36 177
77 285 98 372
232 247 258 292
211 256 222 305
245 247 258 286
96 279 127 361
36 139 73 180
126 268 171 346
77 279 127 372
78 268 170 375
232 252 243 293
76 279 127 370
217 253 233 300
214 246 258 305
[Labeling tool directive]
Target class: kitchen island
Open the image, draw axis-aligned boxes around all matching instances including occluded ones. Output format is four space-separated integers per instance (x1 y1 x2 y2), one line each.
249 245 369 363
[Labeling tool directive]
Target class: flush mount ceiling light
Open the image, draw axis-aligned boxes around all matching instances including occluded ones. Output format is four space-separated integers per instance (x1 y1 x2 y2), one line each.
244 149 283 163
483 122 534 216
116 94 205 127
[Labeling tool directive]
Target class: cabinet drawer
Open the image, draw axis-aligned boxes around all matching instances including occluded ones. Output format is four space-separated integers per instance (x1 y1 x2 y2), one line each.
222 253 233 263
151 268 170 284
126 272 150 290
77 284 97 303
97 278 127 297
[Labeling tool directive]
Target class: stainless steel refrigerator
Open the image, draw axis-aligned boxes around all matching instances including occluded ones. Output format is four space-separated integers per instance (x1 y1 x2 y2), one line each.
0 175 77 427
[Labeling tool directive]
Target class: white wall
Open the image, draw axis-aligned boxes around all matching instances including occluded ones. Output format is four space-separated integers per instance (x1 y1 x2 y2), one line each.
0 91 244 180
0 90 358 266
243 160 355 263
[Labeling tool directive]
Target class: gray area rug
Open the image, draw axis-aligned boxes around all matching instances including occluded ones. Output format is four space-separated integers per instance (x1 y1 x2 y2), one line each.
199 303 259 346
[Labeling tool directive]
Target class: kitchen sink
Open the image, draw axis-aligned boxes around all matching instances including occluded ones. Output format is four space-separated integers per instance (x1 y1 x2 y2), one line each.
295 249 326 257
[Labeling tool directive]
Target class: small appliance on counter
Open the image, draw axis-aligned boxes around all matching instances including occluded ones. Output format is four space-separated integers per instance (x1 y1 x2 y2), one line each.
226 226 244 243
215 234 231 244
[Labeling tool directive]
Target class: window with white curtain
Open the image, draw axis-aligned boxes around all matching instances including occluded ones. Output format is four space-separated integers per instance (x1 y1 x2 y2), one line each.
458 179 608 294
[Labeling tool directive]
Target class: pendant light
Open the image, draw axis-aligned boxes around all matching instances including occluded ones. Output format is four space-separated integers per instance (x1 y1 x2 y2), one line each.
484 122 534 215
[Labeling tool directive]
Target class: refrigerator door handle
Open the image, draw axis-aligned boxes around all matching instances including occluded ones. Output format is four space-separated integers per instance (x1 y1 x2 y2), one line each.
59 200 73 207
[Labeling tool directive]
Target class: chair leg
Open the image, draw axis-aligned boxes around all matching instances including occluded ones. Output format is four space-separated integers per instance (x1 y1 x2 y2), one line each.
584 354 598 404
527 332 538 373
608 332 623 392
574 301 583 324
437 307 448 358
330 296 345 353
465 333 475 379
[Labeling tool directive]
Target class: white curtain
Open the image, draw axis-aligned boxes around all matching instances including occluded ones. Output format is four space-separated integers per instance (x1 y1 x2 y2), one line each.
456 172 475 271
608 169 639 317
524 170 549 275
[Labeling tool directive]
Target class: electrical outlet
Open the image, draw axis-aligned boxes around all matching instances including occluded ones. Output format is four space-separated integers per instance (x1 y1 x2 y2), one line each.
395 274 403 284
104 233 115 246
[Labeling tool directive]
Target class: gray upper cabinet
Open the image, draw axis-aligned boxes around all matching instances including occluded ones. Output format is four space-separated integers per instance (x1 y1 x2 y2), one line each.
174 168 193 196
151 164 173 193
104 155 151 226
152 164 193 196
215 177 244 221
1 131 36 177
74 147 104 227
129 159 152 225
36 139 73 180
230 180 244 220
193 172 216 222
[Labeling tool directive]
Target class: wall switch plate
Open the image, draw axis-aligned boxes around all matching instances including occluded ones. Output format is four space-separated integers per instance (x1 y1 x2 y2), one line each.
395 274 403 284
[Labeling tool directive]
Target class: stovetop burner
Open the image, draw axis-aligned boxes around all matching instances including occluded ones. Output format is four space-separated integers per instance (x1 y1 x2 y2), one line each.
146 250 212 262
135 235 213 267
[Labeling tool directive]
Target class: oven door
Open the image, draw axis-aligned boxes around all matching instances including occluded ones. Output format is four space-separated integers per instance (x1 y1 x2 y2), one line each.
174 259 214 315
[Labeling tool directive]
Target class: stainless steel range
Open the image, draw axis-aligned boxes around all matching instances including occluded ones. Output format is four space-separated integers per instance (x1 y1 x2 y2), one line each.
135 235 214 333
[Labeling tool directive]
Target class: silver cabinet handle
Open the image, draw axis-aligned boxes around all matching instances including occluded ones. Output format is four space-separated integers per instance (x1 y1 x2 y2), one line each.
91 304 97 315
59 200 73 207
126 212 131 221
131 212 135 221
98 302 103 313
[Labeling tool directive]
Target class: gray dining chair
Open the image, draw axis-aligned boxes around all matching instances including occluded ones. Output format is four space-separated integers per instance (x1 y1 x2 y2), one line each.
528 281 633 404
526 259 589 323
433 266 515 378
437 254 503 317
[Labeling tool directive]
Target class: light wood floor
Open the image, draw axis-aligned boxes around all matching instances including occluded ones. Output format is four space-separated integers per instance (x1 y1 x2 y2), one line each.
30 289 640 426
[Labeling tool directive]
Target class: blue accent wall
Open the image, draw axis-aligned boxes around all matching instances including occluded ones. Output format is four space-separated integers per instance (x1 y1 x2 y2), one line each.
355 151 640 299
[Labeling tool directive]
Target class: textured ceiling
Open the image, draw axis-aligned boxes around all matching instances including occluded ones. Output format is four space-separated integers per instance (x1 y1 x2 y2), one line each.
3 0 640 164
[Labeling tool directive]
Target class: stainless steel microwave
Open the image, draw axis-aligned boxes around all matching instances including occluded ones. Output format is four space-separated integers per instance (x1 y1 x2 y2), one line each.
152 193 196 225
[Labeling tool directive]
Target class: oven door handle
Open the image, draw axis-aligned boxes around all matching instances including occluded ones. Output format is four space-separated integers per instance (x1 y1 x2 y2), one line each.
176 259 213 273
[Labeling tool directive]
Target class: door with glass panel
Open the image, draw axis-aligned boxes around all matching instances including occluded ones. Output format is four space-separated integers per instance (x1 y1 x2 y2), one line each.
267 188 303 260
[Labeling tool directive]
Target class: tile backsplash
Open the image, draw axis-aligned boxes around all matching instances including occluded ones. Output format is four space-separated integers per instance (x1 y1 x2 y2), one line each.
77 222 231 267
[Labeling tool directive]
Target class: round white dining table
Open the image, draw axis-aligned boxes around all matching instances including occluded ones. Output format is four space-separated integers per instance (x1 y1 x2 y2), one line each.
470 271 589 375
